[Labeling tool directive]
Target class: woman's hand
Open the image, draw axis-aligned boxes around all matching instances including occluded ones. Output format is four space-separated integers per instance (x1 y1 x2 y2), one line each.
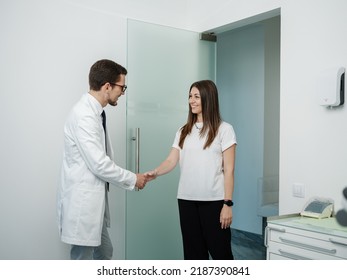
144 169 158 182
220 205 232 229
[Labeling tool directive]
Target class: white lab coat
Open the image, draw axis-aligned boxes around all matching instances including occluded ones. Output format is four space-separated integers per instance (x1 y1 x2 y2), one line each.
57 93 136 246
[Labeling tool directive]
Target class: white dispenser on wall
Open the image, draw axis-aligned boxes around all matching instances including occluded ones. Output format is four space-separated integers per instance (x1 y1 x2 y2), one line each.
318 67 345 107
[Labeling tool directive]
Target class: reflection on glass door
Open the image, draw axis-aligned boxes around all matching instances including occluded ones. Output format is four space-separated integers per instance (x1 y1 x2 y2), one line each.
126 19 215 259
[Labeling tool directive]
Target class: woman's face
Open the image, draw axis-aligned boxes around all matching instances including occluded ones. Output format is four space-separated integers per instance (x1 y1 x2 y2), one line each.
189 86 202 117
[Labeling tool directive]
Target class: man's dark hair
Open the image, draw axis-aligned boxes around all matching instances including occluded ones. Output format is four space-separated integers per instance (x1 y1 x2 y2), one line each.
89 59 127 91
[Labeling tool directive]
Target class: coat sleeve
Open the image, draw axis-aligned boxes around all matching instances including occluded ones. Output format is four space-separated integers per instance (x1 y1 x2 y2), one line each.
73 113 136 190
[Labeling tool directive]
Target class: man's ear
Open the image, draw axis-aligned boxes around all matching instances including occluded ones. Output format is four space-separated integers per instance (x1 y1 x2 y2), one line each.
102 82 111 91
100 83 110 100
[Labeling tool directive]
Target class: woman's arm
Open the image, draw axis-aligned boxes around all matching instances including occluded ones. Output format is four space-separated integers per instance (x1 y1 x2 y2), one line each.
220 144 236 229
145 148 180 181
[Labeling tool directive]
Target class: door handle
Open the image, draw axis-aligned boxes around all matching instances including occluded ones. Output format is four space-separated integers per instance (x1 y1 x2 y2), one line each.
131 128 140 191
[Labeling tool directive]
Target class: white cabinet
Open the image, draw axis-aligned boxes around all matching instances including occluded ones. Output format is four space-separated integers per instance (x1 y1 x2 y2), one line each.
265 215 347 260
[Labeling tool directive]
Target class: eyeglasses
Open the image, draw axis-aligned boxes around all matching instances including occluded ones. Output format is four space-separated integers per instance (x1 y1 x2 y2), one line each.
110 83 127 92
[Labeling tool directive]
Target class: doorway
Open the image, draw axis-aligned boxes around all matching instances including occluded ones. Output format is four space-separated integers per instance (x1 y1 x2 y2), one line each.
212 15 281 235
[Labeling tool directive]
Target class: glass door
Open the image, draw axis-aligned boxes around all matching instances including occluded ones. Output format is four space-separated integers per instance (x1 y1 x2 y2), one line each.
126 19 215 259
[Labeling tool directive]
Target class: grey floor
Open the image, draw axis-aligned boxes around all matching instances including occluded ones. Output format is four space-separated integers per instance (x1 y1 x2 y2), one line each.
231 228 266 260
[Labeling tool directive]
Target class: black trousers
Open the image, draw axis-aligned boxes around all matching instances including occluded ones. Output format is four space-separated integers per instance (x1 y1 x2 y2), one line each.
178 199 234 260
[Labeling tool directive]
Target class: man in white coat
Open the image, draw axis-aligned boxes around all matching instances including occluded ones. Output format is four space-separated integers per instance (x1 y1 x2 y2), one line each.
57 59 147 260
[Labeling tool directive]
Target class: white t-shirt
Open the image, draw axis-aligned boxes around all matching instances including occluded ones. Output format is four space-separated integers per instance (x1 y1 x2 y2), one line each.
172 121 237 201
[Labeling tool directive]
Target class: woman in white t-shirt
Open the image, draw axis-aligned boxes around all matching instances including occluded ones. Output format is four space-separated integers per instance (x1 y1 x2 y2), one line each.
146 80 237 260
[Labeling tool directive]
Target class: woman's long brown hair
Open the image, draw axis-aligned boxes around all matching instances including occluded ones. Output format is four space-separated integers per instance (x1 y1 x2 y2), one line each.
178 80 222 149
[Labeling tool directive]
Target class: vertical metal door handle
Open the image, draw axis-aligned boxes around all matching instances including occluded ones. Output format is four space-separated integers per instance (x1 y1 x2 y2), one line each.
131 128 140 191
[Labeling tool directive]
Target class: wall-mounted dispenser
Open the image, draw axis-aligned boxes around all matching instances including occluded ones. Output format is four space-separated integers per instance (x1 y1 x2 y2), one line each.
318 67 345 107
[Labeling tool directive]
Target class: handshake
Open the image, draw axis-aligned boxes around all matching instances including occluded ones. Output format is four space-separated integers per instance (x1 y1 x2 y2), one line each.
135 169 159 189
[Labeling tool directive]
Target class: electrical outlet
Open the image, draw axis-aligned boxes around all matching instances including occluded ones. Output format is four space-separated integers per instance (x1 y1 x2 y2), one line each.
292 183 305 198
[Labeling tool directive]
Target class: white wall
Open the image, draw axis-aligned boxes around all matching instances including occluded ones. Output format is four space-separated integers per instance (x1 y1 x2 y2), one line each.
1 0 347 259
279 0 347 214
0 0 129 259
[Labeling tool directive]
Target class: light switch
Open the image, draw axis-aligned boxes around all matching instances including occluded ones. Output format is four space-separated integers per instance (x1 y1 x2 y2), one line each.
293 183 305 198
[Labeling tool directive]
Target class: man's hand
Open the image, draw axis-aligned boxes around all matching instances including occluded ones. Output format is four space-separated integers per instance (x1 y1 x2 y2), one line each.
135 173 147 189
